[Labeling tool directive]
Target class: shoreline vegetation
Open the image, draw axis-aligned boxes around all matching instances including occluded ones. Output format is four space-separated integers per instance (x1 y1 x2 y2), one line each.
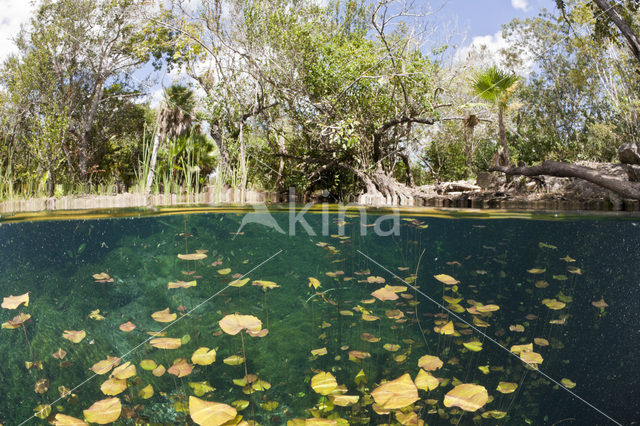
2 1 640 214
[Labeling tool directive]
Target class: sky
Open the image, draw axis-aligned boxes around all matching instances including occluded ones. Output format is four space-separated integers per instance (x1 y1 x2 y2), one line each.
0 0 558 103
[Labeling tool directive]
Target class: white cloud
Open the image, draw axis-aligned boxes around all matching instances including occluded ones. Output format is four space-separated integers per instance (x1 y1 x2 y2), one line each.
511 0 529 11
454 31 510 67
0 0 36 63
454 30 535 74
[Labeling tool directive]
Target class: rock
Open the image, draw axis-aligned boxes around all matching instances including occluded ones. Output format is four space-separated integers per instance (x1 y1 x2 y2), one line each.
476 172 501 190
618 143 640 164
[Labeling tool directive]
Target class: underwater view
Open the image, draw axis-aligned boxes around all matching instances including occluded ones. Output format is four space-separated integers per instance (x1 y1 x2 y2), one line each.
0 207 638 425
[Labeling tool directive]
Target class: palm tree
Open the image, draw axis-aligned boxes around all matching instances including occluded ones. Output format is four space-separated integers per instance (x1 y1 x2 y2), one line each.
471 66 520 166
145 85 195 194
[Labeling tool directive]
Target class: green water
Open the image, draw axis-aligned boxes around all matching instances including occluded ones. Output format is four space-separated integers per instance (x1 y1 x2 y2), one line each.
0 207 638 425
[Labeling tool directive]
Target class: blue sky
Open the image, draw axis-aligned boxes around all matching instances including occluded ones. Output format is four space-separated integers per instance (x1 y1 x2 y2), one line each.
444 0 556 39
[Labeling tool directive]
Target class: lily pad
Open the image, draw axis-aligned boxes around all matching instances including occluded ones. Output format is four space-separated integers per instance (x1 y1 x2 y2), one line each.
443 383 488 412
371 373 419 410
83 397 121 424
189 396 236 426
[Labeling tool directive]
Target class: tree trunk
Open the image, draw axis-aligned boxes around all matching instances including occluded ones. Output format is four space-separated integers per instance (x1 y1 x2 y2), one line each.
210 119 230 179
491 160 640 200
145 131 163 195
78 78 106 183
497 106 510 165
399 153 415 187
592 0 640 66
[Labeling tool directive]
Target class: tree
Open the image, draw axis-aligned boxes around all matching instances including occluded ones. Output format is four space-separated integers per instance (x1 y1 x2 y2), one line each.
2 0 154 186
471 66 520 166
145 85 196 194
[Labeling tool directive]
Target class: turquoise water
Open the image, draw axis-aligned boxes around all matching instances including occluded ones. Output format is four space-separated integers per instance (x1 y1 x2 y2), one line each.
0 207 638 425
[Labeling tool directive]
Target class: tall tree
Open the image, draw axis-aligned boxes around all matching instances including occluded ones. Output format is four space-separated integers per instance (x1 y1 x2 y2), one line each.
471 66 520 166
2 0 154 184
146 85 195 194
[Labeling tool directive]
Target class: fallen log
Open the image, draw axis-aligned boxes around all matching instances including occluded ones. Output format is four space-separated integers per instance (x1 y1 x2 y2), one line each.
490 160 640 200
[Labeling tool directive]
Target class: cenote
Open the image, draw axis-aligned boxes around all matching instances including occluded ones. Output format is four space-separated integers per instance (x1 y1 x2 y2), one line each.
0 206 638 425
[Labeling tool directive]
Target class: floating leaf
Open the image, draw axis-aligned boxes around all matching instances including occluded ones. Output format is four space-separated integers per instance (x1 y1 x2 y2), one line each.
561 255 576 262
436 321 455 335
63 330 86 343
371 373 419 410
509 324 525 332
1 292 29 309
119 321 136 332
217 268 231 275
189 381 216 397
434 274 459 285
178 253 207 261
542 298 566 310
496 382 518 394
520 351 544 365
152 308 177 323
252 280 279 290
567 266 582 275
463 341 483 352
52 348 67 360
92 273 114 283
52 413 88 425
111 362 136 379
168 358 193 377
100 378 127 396
152 365 166 377
534 338 549 347
534 280 549 289
192 347 217 365
260 401 279 411
383 343 400 352
189 396 236 426
138 384 154 399
360 333 380 343
348 350 371 362
150 338 182 349
367 276 386 284
527 268 546 274
414 369 439 391
231 400 250 411
561 378 576 389
311 347 328 356
482 410 507 419
89 309 105 321
168 280 197 289
83 397 121 424
223 355 244 366
34 404 51 419
229 278 250 287
510 343 533 354
90 357 121 375
478 365 490 374
35 378 49 394
308 277 321 289
2 313 31 329
330 394 360 407
311 372 337 395
592 298 608 309
219 314 262 335
418 355 443 371
140 359 157 370
476 304 500 313
444 384 488 412
553 274 568 281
